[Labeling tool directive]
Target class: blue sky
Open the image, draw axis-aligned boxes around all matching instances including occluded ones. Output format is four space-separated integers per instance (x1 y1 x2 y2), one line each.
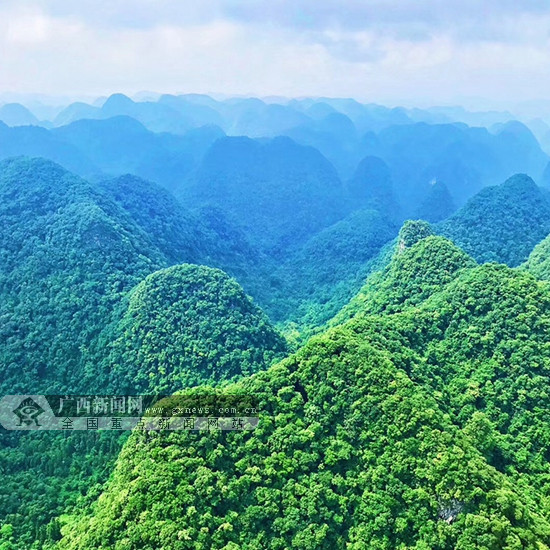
1 0 549 108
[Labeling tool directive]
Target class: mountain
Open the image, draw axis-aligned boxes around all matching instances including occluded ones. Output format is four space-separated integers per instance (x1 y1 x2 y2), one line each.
0 157 165 394
53 102 102 126
335 220 475 324
6 95 550 549
366 121 549 213
100 93 191 134
0 158 164 548
158 94 226 128
96 174 273 303
492 121 548 177
52 116 173 176
107 264 288 393
0 103 40 126
437 173 550 267
53 117 224 189
346 155 401 218
52 94 195 134
186 136 347 255
0 158 287 548
59 231 550 549
263 208 398 332
222 98 311 137
414 180 456 222
0 123 97 175
284 112 361 179
523 232 550 280
96 174 211 264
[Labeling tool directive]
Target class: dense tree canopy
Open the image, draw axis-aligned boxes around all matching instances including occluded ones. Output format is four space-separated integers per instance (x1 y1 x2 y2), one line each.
58 232 550 549
437 174 550 267
3 94 550 549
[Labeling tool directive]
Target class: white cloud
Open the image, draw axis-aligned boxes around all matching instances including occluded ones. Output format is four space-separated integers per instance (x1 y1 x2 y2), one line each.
1 1 550 107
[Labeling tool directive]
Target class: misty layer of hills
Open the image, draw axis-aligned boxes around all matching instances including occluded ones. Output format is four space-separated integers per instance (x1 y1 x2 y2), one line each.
4 94 550 548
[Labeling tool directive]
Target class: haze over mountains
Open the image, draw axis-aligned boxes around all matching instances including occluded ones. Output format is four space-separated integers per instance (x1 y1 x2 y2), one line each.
5 93 550 548
1 93 549 211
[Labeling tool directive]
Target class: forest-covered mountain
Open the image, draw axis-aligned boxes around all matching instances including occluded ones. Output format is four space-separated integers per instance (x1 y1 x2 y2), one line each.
57 226 550 550
4 93 550 549
437 173 550 266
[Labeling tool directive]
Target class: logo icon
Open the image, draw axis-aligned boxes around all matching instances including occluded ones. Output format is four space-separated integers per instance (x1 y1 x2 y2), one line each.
13 397 45 427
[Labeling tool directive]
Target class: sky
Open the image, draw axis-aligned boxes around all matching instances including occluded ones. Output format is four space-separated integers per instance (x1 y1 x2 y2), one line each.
1 0 550 109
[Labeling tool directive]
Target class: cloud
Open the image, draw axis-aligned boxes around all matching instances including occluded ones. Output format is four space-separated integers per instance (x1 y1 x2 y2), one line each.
1 0 550 106
221 0 550 39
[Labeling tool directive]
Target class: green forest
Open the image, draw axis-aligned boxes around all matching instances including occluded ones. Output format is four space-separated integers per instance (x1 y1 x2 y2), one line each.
3 89 550 550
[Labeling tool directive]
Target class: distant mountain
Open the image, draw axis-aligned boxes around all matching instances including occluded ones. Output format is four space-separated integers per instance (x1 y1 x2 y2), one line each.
53 117 224 189
438 173 550 266
423 105 514 127
346 155 401 218
0 122 97 175
53 115 170 173
493 121 548 176
0 103 40 126
285 112 361 179
3 96 548 221
366 121 549 213
52 116 194 185
53 101 101 126
220 98 311 137
53 94 195 134
158 94 226 128
292 97 413 133
414 179 456 222
263 208 398 331
186 136 347 255
100 93 190 134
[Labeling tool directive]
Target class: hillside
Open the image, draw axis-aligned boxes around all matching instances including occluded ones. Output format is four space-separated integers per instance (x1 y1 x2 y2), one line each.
523 233 550 280
263 208 398 331
107 264 287 393
335 220 476 324
437 173 550 267
0 157 167 394
58 231 550 549
346 156 401 219
185 136 347 255
96 173 275 306
0 158 288 548
414 180 456 222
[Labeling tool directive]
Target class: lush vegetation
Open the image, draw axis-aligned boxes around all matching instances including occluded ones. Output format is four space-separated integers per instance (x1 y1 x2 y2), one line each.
106 264 287 393
414 180 455 223
4 94 550 548
0 158 286 547
261 208 398 334
58 232 550 549
437 174 550 267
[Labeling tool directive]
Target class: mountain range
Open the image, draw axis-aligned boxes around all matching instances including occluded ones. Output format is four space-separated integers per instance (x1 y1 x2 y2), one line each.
3 94 550 549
